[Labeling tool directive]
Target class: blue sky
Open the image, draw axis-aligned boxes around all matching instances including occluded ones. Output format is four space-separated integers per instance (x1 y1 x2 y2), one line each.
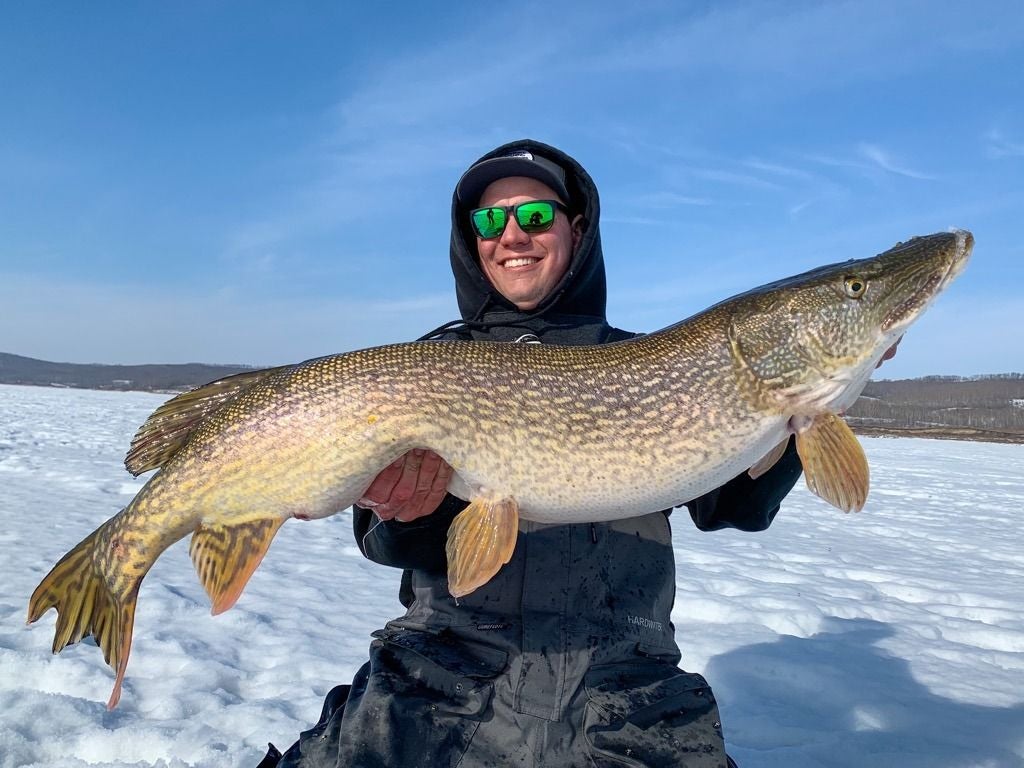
1 1 1021 378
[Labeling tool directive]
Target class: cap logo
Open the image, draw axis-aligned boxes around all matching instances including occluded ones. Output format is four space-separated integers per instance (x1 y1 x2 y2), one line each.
504 150 534 160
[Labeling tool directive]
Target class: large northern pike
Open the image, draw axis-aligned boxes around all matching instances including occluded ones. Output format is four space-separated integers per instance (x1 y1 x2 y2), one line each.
29 230 972 708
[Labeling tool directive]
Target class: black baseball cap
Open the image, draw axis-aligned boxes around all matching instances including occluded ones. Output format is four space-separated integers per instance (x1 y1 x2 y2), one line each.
456 149 572 209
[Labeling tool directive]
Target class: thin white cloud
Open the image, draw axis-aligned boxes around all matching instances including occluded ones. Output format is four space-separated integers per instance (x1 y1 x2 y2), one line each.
803 146 935 183
743 158 818 181
804 152 869 171
582 1 1022 89
858 143 936 181
740 156 854 208
985 128 1024 158
639 151 853 213
629 191 714 208
361 294 454 314
602 216 672 226
684 167 784 191
789 200 813 217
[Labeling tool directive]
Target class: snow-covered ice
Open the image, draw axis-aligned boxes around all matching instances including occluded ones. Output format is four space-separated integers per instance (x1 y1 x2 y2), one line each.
0 383 1021 767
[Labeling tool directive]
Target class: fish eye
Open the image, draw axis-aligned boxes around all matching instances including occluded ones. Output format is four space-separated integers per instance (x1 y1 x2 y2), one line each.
844 276 866 298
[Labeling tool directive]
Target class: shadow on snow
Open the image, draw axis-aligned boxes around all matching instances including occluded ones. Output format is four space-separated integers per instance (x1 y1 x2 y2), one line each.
705 617 1023 768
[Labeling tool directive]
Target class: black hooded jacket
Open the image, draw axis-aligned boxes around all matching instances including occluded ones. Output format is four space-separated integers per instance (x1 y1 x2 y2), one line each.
352 139 802 591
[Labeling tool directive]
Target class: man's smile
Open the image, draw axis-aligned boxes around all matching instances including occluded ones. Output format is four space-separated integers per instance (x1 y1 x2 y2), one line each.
500 256 541 268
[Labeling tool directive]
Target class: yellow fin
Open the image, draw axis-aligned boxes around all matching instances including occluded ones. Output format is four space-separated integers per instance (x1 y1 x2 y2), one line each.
28 527 140 710
445 498 519 598
795 413 869 513
190 517 285 615
748 438 790 479
125 366 289 476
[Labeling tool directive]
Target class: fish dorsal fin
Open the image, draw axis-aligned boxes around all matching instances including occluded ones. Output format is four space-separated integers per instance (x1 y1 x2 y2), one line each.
125 367 288 476
795 412 869 513
190 517 286 615
748 437 790 479
445 497 519 598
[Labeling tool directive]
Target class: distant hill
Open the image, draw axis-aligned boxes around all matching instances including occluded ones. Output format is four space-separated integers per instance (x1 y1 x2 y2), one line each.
0 352 256 393
845 373 1024 444
2 352 1022 444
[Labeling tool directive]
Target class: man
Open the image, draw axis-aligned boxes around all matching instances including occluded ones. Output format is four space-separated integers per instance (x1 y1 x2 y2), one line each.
266 140 804 767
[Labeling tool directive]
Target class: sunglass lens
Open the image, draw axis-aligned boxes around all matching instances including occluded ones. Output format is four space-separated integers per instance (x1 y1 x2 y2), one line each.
515 201 555 232
472 207 507 239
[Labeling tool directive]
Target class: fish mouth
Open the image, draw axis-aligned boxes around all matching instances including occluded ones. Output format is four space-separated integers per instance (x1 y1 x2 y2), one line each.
881 229 973 333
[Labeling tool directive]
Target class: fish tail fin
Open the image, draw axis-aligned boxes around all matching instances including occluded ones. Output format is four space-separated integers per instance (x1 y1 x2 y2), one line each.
27 528 140 709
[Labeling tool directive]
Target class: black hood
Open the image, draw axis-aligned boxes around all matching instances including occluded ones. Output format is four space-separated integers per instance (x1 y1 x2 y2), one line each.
447 139 608 327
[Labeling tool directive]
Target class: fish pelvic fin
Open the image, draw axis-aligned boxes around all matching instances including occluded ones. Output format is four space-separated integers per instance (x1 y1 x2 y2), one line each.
445 497 519 598
27 528 140 710
795 412 869 513
190 517 286 615
125 366 290 476
748 437 790 479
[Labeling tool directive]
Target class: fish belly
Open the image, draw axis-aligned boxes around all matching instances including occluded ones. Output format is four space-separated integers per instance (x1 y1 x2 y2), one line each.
443 415 790 524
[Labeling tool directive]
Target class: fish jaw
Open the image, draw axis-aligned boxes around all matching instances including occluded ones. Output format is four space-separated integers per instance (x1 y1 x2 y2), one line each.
880 229 973 334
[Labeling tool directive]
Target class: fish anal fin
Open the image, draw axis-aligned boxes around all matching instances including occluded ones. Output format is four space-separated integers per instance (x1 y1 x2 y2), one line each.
125 366 290 476
795 412 869 513
27 524 141 710
445 497 519 598
190 517 286 615
748 438 790 479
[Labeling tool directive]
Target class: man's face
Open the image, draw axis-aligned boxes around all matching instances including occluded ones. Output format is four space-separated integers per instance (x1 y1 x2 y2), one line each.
475 176 581 311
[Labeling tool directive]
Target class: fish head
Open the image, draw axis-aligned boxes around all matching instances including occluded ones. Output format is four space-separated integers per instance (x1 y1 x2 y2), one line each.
729 229 973 413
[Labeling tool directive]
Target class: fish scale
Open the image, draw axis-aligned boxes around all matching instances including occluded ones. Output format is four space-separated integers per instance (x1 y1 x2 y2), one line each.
28 229 972 708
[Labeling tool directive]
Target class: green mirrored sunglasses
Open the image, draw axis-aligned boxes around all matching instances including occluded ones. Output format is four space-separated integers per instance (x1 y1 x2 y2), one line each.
469 199 570 239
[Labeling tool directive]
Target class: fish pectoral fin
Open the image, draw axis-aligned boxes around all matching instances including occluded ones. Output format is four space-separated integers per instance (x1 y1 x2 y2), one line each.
445 497 519 598
125 366 290 476
748 438 790 479
795 412 869 513
27 522 141 710
190 517 286 615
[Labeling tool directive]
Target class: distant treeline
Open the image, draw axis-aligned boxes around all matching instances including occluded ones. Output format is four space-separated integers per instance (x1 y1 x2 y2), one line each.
912 373 1024 382
0 352 255 393
845 374 1024 442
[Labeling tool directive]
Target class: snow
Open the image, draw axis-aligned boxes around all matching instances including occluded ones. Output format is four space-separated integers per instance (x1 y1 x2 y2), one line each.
1 383 1022 767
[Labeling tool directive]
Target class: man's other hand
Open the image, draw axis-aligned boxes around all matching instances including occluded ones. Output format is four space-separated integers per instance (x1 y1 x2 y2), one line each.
357 449 453 522
876 336 902 368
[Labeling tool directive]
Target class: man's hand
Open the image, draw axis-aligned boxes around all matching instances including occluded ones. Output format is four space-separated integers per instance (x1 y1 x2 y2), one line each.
357 449 453 522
